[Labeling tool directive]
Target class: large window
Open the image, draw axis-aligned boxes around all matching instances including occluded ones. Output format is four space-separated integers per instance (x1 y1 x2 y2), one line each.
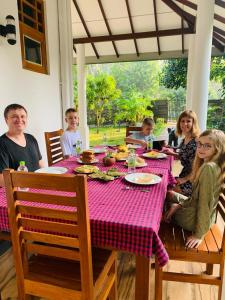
17 0 48 74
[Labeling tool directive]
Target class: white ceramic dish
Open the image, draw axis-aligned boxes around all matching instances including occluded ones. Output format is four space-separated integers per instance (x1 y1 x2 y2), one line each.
127 144 142 149
77 158 99 164
124 173 161 185
89 147 107 154
35 167 68 174
142 153 167 159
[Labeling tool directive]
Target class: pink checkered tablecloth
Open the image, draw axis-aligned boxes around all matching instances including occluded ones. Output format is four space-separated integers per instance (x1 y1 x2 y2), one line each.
0 153 175 267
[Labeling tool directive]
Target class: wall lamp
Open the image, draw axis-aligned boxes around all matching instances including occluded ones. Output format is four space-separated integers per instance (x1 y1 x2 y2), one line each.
0 15 16 45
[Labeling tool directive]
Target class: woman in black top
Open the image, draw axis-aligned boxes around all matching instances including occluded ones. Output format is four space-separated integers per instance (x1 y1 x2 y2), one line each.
0 104 44 186
164 110 200 196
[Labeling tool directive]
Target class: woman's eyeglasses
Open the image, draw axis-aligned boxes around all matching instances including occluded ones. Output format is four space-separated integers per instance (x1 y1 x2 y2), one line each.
197 142 213 150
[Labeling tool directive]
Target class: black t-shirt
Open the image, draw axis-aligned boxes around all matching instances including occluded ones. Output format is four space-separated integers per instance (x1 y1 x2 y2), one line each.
0 133 42 173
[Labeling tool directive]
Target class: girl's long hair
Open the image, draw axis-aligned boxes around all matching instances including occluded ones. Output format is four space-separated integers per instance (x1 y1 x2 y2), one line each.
191 130 225 186
176 110 200 138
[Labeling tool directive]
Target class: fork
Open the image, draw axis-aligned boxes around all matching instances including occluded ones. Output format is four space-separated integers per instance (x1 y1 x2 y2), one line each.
122 186 151 193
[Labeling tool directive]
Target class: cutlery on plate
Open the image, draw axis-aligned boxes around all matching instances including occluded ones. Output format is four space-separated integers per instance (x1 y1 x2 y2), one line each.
122 186 151 192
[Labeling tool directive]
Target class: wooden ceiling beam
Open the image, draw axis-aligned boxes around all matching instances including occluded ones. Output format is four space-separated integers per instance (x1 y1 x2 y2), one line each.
174 0 197 10
215 0 225 9
214 26 225 37
153 0 161 55
161 0 195 29
175 0 225 25
214 31 225 44
98 0 119 58
164 0 224 52
212 37 225 52
73 28 193 44
72 0 100 59
125 0 139 56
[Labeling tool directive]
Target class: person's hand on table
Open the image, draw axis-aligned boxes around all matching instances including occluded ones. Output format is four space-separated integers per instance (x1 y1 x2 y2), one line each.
176 177 186 185
140 141 147 149
162 148 175 155
185 235 202 248
163 203 181 223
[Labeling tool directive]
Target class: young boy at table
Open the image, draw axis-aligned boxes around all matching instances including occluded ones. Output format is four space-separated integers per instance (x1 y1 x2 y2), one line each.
60 108 82 157
0 104 44 187
125 118 155 149
164 129 225 249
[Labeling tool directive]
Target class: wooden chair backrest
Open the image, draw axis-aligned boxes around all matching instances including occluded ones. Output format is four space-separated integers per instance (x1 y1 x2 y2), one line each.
44 129 64 166
217 188 225 253
3 169 94 299
126 126 142 137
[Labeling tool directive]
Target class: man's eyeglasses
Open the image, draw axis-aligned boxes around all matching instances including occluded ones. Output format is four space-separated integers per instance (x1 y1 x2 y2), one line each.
197 142 213 150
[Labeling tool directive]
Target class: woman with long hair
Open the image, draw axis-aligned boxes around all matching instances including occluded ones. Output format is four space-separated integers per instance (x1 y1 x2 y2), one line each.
164 110 200 196
164 129 225 248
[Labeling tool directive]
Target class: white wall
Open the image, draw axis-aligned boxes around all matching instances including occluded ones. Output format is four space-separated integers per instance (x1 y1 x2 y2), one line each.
0 0 62 164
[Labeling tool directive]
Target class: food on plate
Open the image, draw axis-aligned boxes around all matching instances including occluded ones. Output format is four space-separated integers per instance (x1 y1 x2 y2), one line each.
81 150 95 163
103 152 116 167
134 174 153 184
135 157 146 166
74 165 99 174
125 156 146 167
88 168 126 181
89 172 114 181
107 168 126 177
117 145 128 153
145 151 159 158
115 152 129 161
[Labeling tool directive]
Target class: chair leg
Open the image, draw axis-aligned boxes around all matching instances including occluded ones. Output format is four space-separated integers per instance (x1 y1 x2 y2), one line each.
218 262 224 300
155 258 163 300
206 263 213 275
108 260 118 300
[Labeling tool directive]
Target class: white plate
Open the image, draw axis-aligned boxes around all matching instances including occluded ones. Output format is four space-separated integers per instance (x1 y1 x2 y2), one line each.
142 153 167 159
89 147 107 154
127 144 142 149
125 173 162 185
35 167 68 174
77 158 99 164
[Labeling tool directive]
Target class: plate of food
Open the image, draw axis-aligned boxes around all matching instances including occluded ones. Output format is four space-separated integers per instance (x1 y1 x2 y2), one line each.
89 168 126 182
74 165 99 174
125 173 162 185
124 157 147 168
113 152 129 161
143 151 167 159
78 150 99 164
35 167 68 174
89 147 107 154
89 172 114 182
127 144 142 149
117 145 129 152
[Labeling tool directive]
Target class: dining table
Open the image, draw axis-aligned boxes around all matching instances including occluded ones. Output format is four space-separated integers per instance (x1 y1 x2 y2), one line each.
0 149 175 300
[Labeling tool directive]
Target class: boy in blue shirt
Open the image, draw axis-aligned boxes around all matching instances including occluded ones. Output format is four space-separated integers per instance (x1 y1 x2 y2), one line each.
125 118 155 149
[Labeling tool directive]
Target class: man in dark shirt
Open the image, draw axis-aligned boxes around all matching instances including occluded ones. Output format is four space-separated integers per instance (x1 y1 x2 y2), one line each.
0 104 44 186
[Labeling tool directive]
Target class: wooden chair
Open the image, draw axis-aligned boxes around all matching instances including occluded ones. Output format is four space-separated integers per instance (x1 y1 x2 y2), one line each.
3 169 117 300
155 191 225 300
126 126 142 137
44 129 64 166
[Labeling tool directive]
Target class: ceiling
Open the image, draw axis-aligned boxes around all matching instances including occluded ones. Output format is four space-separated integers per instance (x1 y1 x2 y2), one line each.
71 0 225 64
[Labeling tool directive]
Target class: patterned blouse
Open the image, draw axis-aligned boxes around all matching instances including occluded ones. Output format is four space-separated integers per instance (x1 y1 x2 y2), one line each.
178 137 197 196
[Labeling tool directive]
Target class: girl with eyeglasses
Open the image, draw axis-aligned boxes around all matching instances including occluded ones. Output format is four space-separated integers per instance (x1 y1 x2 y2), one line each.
164 129 225 248
163 110 200 196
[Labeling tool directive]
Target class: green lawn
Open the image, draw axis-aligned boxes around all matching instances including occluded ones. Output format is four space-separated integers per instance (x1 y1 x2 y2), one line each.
89 123 166 146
